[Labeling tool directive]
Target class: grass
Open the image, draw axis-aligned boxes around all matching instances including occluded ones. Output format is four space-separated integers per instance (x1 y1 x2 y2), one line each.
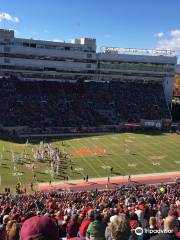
0 132 180 188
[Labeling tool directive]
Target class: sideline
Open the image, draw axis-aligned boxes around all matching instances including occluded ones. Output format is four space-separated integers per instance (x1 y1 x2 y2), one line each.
37 171 180 191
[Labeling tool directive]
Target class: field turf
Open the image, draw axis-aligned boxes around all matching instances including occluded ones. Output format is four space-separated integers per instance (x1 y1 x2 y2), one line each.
0 132 180 188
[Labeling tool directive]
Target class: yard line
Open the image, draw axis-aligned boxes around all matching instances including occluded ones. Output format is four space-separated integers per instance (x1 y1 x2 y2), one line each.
63 140 86 179
138 135 174 173
68 138 101 178
149 135 180 171
107 135 145 175
133 137 166 173
83 137 115 176
93 135 128 176
121 134 160 174
104 135 132 175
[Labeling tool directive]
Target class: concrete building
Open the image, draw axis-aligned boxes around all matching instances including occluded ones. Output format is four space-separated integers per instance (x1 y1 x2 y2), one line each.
0 29 177 103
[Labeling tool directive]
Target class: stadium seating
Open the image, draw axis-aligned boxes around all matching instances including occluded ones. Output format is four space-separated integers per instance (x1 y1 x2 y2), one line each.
0 183 179 239
0 77 171 131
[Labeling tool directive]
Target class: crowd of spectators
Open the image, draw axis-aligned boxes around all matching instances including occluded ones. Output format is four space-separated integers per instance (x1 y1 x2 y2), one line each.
0 77 170 130
0 183 179 239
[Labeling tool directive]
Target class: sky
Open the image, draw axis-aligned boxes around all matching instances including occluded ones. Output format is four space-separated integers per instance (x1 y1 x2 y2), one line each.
0 0 180 61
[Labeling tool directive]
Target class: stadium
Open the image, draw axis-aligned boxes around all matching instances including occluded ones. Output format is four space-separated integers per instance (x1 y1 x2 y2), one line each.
0 25 180 239
0 28 179 186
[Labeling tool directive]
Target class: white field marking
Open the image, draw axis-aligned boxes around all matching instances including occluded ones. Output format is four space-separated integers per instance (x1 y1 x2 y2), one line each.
133 135 165 173
45 167 55 181
25 164 36 169
174 161 180 164
102 136 130 175
152 162 160 166
149 155 166 160
73 139 80 141
106 136 134 175
125 137 157 173
82 137 115 177
92 137 99 140
125 149 130 154
101 165 111 170
166 135 180 162
61 141 84 178
128 136 136 139
45 169 50 174
69 139 100 177
128 163 137 167
111 136 118 139
125 139 134 143
85 136 120 173
74 167 84 171
12 172 23 176
149 135 177 171
124 139 152 174
145 135 151 138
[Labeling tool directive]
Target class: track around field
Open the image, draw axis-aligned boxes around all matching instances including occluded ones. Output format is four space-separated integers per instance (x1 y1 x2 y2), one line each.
37 171 180 192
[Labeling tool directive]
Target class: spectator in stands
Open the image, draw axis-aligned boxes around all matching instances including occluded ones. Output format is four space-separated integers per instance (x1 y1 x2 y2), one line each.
129 212 141 240
144 217 158 240
20 215 59 240
105 215 118 240
0 77 171 134
0 181 179 240
66 214 80 239
59 215 70 239
5 220 19 240
107 214 131 240
86 212 106 240
150 216 178 240
79 209 94 239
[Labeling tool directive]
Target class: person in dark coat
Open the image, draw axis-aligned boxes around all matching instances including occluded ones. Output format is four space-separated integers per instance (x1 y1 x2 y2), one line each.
66 214 80 239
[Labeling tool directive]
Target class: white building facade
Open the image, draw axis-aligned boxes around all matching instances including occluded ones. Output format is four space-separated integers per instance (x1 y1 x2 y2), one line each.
0 29 177 103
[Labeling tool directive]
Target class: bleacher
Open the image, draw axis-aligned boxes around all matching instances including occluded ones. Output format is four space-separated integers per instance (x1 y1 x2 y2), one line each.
0 77 171 130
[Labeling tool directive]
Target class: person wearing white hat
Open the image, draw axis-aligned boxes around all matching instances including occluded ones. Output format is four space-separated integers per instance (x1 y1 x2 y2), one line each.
3 215 9 225
105 215 118 240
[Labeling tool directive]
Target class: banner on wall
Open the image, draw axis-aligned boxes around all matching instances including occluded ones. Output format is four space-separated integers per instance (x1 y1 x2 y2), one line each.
141 120 162 129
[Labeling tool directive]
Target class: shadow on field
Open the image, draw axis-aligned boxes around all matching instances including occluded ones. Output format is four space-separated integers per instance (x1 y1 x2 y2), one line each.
25 130 166 145
113 171 121 176
0 127 167 145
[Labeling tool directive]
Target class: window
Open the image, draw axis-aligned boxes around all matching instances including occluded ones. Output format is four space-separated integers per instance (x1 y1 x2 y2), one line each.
86 64 91 68
30 43 36 48
45 45 56 49
4 58 10 63
44 67 56 71
23 42 30 47
87 53 92 58
56 47 64 50
4 46 11 52
4 39 10 43
65 46 70 50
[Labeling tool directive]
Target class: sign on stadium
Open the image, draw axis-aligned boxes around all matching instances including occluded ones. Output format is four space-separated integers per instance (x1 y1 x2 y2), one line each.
101 47 175 56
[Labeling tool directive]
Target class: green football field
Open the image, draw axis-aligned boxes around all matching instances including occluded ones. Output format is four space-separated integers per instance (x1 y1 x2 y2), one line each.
0 132 180 188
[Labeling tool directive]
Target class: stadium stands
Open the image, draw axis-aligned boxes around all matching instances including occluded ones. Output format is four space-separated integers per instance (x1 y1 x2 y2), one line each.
0 77 170 134
0 183 179 239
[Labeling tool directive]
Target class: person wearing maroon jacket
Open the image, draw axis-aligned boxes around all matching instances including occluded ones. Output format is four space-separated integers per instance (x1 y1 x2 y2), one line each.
78 210 94 239
66 214 80 239
20 215 59 240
